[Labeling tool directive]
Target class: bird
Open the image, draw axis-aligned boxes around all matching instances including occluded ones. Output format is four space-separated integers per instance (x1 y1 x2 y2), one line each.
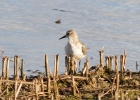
59 29 87 70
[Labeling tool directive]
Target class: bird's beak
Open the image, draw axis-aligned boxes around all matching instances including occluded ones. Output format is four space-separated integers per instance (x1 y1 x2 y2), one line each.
59 35 66 40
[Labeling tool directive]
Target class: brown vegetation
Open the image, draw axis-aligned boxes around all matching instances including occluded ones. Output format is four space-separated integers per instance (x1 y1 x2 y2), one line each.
0 48 140 100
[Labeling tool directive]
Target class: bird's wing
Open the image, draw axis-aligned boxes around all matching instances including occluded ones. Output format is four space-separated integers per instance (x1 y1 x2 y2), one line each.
79 41 87 55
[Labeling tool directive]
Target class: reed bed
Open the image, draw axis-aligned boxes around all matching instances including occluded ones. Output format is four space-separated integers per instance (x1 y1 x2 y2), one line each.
0 48 140 100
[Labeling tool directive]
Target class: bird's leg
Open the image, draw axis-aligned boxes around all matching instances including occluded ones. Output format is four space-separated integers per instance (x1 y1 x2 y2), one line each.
78 60 81 71
65 56 68 75
74 59 77 75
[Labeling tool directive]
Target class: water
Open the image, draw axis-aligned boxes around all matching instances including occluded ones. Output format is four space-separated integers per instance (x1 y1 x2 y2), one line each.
0 0 140 76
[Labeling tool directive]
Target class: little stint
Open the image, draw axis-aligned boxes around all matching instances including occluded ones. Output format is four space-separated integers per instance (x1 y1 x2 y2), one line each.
59 29 87 65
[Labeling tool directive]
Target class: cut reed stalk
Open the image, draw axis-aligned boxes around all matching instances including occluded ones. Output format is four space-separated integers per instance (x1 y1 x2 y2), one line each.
6 57 10 80
115 56 119 100
45 54 49 77
21 59 24 79
71 75 76 96
2 57 6 79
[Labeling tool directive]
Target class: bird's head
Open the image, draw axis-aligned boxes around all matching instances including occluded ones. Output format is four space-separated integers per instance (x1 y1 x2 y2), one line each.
59 29 78 40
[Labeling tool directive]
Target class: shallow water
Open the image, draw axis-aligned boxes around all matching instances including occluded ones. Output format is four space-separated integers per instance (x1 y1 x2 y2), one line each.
0 0 140 75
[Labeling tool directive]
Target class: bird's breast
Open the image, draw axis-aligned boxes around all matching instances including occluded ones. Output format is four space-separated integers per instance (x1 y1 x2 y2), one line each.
65 41 85 60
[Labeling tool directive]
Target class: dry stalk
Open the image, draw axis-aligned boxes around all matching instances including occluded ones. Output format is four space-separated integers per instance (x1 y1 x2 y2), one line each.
123 50 126 71
109 56 114 71
21 59 24 79
120 55 124 80
53 73 59 100
98 88 111 100
45 54 49 77
6 57 10 80
59 75 87 80
15 83 22 98
15 76 18 100
71 75 76 96
115 56 119 100
2 56 7 79
0 77 2 93
105 56 109 70
99 47 104 67
35 79 39 100
40 75 44 92
47 76 50 97
0 86 8 97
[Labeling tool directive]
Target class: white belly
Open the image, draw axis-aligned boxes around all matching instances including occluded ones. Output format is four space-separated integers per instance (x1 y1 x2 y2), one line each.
65 42 85 60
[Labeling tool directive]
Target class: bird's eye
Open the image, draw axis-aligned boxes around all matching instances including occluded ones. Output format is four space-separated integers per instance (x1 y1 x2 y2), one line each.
67 32 70 35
